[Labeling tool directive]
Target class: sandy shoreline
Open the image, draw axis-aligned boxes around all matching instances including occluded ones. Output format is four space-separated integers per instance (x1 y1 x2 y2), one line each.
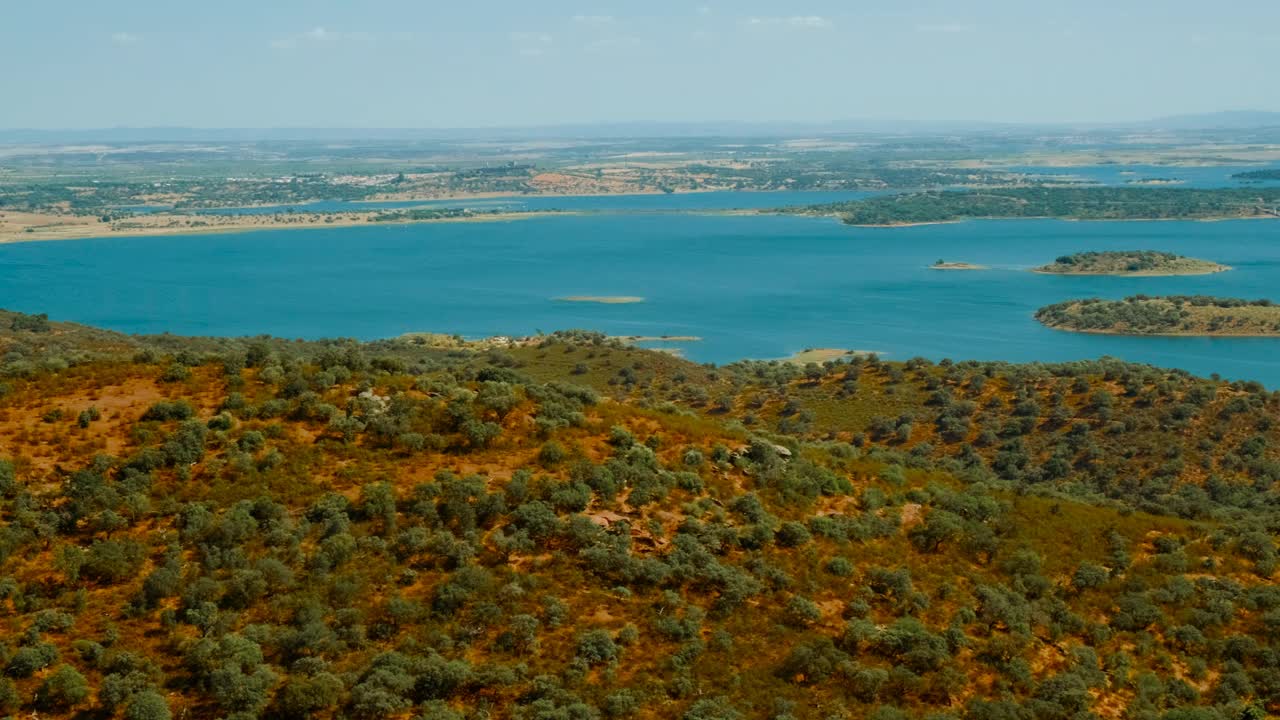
845 219 966 228
5 200 1276 246
145 185 803 211
1030 265 1231 277
0 210 569 245
783 348 883 363
616 335 702 343
0 201 768 245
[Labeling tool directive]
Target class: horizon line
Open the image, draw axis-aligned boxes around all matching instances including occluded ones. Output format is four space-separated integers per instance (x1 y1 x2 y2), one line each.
4 109 1280 136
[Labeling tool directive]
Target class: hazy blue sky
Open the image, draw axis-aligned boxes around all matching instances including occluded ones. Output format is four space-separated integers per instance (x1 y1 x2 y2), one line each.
3 0 1277 129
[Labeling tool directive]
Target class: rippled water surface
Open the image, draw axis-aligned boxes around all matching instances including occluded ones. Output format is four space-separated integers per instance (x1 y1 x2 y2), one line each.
3 208 1280 384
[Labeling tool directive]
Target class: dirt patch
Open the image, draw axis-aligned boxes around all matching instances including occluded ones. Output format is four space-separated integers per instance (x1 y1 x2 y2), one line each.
0 368 225 478
899 503 925 528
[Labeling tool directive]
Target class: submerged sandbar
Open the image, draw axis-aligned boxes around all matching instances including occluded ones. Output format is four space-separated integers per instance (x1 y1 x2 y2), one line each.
556 296 645 304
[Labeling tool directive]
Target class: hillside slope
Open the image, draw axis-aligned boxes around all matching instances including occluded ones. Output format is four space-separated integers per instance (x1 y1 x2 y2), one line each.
0 313 1279 720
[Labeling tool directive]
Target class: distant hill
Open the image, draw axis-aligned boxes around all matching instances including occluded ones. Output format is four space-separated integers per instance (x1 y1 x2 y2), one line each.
0 120 1020 144
1145 110 1280 130
5 111 1280 145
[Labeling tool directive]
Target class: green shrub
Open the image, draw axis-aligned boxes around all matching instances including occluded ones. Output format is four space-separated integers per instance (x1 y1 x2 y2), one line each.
826 557 855 576
11 313 51 332
0 459 14 496
6 642 59 677
684 696 743 720
576 629 620 666
36 664 89 710
141 401 195 422
539 441 568 466
160 364 192 383
83 540 146 584
1072 563 1109 591
124 690 172 720
0 677 17 713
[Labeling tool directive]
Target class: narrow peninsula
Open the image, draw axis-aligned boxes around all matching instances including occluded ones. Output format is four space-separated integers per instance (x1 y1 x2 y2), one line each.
1035 295 1280 336
786 186 1280 226
1033 251 1229 276
0 207 556 244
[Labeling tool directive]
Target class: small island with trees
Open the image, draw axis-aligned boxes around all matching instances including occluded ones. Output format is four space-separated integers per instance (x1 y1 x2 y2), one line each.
1033 250 1229 276
930 259 988 270
1035 295 1280 336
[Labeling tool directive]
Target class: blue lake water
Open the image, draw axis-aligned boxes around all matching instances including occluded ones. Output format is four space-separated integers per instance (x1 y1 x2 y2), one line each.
3 212 1280 385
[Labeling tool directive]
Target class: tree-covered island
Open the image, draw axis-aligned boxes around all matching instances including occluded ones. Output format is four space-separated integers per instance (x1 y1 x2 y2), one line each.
1033 251 1229 276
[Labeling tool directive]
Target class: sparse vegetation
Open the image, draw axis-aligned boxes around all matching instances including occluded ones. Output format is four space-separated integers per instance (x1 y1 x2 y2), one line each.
789 187 1280 225
2 310 1280 719
1037 295 1280 335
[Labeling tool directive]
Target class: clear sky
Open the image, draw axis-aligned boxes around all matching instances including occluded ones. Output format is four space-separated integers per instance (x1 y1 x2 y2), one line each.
2 0 1278 129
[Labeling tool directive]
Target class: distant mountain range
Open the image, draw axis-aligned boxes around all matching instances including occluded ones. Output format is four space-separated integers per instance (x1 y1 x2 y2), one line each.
0 121 1022 144
2 111 1279 144
1143 110 1280 130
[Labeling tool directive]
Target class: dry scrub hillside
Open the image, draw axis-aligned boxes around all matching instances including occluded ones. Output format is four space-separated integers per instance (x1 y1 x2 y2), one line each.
0 315 1278 720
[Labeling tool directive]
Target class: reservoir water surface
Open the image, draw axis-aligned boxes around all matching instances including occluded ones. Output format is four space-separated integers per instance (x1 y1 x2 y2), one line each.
3 207 1280 384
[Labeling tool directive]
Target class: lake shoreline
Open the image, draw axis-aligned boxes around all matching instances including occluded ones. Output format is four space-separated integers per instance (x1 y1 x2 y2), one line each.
1036 295 1280 338
1039 323 1280 338
781 348 884 363
1029 266 1232 277
0 210 572 246
834 215 1280 228
8 192 1278 245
